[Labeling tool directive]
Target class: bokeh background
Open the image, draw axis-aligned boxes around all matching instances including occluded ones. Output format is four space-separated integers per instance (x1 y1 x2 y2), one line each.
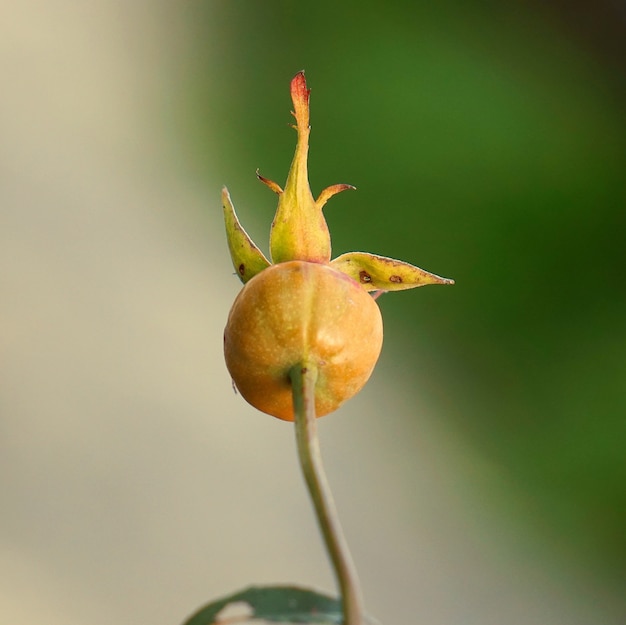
1 2 624 624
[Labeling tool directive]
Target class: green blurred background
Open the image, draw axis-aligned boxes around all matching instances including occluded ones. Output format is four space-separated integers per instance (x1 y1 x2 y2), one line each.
2 2 624 624
185 0 626 587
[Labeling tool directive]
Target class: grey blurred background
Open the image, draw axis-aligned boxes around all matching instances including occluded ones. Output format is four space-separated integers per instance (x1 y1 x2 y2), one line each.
1 2 624 624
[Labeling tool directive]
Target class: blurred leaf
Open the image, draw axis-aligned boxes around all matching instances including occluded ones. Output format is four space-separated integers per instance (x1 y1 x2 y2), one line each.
182 585 380 625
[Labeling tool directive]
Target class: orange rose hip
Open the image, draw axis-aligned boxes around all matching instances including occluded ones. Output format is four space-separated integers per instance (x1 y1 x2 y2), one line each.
224 261 383 421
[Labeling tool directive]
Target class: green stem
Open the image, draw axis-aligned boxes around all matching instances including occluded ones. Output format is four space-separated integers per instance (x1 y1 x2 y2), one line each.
290 363 364 625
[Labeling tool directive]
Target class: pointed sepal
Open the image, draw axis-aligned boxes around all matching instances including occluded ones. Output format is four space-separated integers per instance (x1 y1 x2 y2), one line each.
256 169 283 195
316 184 356 210
222 187 270 283
269 71 331 264
331 251 454 292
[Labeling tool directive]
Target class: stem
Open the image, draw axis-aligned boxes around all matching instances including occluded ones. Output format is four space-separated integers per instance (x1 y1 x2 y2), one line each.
290 363 364 625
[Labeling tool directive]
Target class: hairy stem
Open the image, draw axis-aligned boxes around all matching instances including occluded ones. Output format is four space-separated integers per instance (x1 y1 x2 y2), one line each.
290 363 363 625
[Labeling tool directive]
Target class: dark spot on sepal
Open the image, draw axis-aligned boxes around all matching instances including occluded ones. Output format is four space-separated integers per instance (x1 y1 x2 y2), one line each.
389 275 402 283
238 263 245 276
359 270 372 283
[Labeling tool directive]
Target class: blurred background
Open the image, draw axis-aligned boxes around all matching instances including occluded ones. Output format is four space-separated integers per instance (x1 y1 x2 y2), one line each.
1 1 624 624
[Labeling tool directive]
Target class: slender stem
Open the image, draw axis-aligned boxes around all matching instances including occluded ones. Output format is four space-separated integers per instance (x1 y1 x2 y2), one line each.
290 363 364 625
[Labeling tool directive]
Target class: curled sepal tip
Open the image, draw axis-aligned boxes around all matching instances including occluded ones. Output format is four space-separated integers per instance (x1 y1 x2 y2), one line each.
222 187 270 283
316 184 356 210
331 251 455 292
256 169 283 195
269 71 332 264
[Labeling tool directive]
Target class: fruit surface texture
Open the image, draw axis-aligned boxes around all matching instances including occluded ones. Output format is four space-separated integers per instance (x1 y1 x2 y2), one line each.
224 261 383 421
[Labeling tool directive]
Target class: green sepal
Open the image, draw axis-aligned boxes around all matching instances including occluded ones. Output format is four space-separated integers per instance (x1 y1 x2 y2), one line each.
331 251 454 292
222 187 270 283
269 72 332 264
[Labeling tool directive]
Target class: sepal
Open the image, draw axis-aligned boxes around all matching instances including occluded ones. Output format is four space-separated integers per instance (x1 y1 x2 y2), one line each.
331 251 454 292
256 169 283 195
222 187 270 283
269 72 332 264
316 184 356 210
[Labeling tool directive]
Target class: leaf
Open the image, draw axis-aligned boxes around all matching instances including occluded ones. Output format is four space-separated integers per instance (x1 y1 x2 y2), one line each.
222 187 271 283
181 585 381 625
331 251 454 292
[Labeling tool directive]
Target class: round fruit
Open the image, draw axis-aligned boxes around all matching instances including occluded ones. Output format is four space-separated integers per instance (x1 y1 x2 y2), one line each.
224 260 384 421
